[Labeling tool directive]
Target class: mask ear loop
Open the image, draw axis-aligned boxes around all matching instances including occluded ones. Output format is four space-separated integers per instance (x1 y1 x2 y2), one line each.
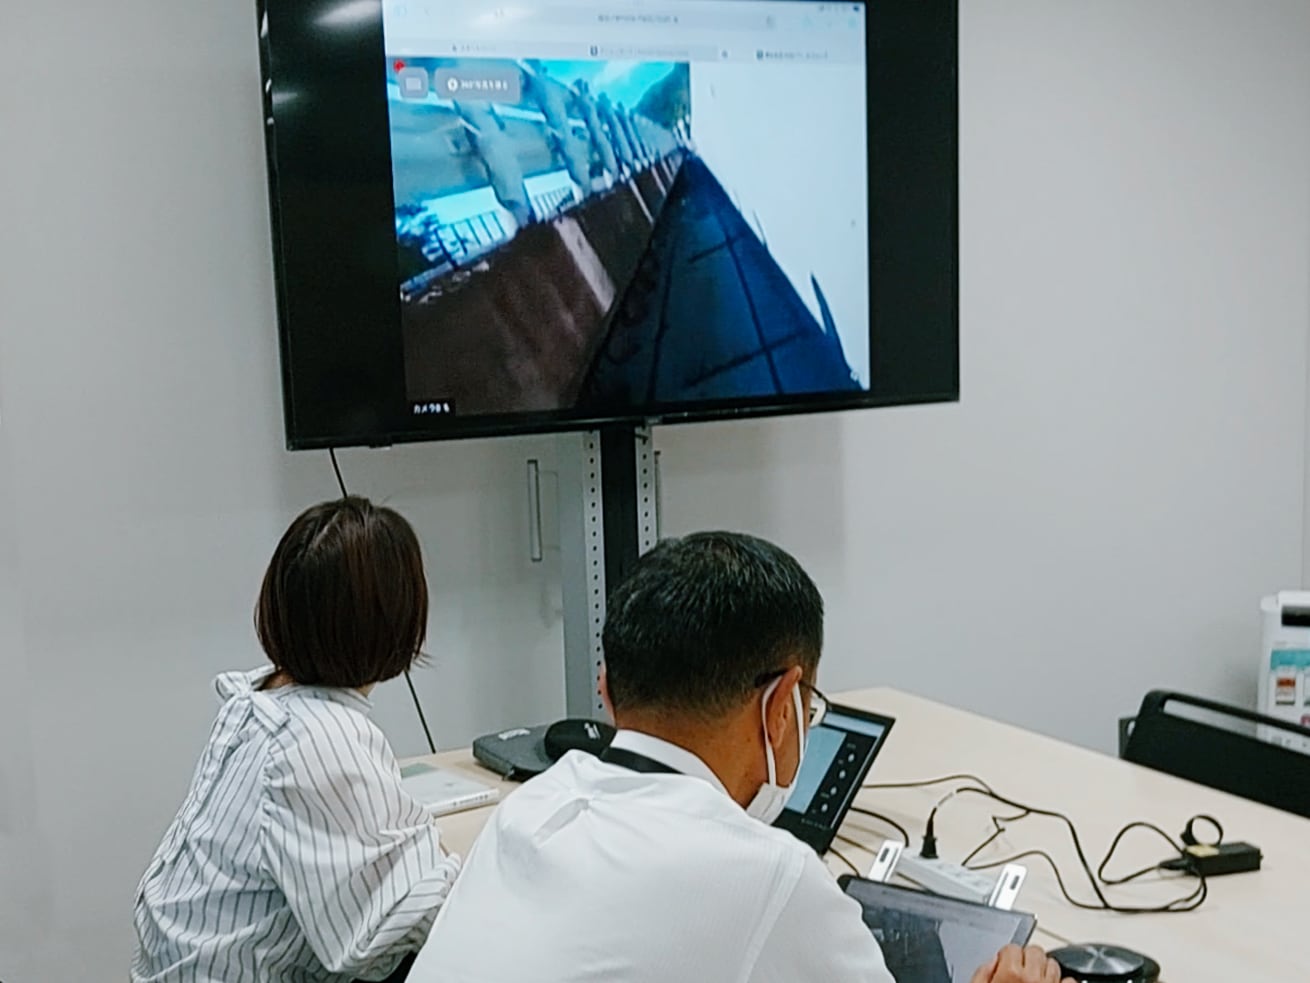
792 685 806 760
760 678 781 785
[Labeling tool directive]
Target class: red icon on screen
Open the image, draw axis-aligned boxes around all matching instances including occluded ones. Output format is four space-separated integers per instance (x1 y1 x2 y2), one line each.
394 60 406 72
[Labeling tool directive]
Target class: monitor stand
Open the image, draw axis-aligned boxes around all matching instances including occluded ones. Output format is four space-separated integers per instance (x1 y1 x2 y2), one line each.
558 425 660 717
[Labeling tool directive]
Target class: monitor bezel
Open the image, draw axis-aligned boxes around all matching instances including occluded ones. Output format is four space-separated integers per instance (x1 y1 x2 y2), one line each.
258 0 960 450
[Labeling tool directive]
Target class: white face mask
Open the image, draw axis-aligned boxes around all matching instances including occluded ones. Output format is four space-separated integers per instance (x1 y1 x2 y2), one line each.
745 677 807 824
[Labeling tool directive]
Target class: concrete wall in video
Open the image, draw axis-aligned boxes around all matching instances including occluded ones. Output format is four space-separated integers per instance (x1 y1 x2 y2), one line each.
385 56 864 416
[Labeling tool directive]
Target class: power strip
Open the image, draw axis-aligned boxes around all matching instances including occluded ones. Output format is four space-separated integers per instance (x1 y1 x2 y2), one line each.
894 853 996 904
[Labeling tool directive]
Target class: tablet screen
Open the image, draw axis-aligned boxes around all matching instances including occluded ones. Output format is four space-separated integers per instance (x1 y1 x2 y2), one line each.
772 704 893 852
840 877 1037 983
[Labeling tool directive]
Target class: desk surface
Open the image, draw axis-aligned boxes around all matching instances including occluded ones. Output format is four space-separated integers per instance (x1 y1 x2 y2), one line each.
421 688 1308 982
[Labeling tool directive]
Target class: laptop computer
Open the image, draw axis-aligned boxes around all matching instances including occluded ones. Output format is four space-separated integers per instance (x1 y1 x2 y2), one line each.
773 702 895 853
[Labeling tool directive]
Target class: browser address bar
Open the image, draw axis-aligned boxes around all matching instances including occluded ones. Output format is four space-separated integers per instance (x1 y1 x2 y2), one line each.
387 37 724 61
589 42 720 60
550 5 776 32
388 1 785 37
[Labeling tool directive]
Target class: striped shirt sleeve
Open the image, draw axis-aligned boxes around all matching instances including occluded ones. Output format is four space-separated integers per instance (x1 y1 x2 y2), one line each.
259 702 460 979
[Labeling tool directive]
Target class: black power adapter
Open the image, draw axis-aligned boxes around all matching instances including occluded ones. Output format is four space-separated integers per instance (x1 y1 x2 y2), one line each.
1160 841 1262 877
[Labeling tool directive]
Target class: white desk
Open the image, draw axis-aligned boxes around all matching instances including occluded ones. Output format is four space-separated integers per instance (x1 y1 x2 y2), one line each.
421 688 1308 982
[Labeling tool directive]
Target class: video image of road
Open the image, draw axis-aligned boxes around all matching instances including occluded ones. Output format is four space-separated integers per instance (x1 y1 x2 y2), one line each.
386 50 869 417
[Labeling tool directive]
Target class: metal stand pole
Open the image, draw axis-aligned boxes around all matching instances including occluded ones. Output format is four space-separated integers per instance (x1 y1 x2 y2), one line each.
558 425 659 717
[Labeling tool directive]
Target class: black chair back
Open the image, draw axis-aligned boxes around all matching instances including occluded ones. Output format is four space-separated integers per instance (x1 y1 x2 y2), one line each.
1121 690 1310 819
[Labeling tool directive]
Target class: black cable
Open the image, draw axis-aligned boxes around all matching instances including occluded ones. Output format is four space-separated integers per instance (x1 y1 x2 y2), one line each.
940 786 1207 914
405 670 438 755
863 772 1211 913
329 448 349 499
961 811 1175 891
847 806 911 846
827 845 860 877
970 848 1207 914
1096 821 1188 885
860 775 1018 862
961 820 1010 867
961 828 1003 867
959 808 1032 867
1096 862 1173 887
859 775 998 859
834 832 870 853
328 448 437 755
862 774 997 794
938 786 1110 904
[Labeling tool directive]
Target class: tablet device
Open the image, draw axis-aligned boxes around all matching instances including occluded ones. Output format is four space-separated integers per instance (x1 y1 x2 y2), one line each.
773 703 894 852
839 876 1037 983
400 762 500 816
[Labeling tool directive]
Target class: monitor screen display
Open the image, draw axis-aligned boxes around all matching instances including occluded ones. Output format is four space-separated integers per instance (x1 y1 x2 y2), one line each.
259 0 957 448
772 705 892 851
783 708 889 816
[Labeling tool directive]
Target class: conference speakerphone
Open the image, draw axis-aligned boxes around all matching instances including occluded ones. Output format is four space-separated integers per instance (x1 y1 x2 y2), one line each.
473 719 617 780
473 704 892 854
773 703 895 853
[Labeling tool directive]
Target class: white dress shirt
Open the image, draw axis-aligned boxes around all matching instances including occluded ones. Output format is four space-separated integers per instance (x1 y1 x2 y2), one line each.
131 668 460 983
408 730 894 983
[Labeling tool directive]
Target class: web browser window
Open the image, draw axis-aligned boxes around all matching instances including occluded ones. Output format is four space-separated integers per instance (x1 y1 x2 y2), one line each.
380 0 869 418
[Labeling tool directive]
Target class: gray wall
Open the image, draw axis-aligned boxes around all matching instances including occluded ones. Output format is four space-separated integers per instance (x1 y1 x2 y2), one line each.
0 3 568 978
1 0 1308 979
660 0 1310 745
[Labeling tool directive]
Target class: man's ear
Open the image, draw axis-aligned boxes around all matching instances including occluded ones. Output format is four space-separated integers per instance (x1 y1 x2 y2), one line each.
763 666 803 747
598 664 615 723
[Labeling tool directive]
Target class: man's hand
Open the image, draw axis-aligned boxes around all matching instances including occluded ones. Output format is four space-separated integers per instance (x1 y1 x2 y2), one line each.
970 944 1074 983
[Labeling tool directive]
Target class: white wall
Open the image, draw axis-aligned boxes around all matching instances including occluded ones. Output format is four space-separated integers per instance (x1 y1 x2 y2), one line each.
0 2 568 979
0 349 43 973
1 0 1308 980
660 0 1310 746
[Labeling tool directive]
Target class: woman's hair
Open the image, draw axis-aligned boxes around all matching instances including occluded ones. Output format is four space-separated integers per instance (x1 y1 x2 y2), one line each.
255 496 428 688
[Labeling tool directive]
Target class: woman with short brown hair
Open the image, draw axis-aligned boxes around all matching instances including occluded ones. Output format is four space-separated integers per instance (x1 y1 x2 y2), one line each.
132 497 458 982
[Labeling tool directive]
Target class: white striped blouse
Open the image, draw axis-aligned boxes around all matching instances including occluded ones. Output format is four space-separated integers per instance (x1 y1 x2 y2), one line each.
131 667 459 982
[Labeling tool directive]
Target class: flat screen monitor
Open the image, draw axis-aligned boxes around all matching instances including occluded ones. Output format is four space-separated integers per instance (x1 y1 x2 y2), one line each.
258 0 957 448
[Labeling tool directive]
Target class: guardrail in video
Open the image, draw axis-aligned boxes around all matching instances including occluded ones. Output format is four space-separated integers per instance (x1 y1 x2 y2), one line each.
385 56 861 416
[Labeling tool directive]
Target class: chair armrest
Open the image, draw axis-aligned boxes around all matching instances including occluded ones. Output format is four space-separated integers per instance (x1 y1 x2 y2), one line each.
1118 716 1136 758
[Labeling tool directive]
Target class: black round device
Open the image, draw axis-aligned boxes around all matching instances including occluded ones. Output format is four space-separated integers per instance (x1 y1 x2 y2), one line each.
1048 944 1160 983
543 719 616 761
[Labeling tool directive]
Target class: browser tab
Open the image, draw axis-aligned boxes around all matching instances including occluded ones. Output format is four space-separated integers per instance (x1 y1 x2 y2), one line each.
433 67 524 102
396 66 430 100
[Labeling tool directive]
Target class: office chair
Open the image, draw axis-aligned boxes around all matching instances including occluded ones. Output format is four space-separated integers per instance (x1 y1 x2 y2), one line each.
1119 690 1310 819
